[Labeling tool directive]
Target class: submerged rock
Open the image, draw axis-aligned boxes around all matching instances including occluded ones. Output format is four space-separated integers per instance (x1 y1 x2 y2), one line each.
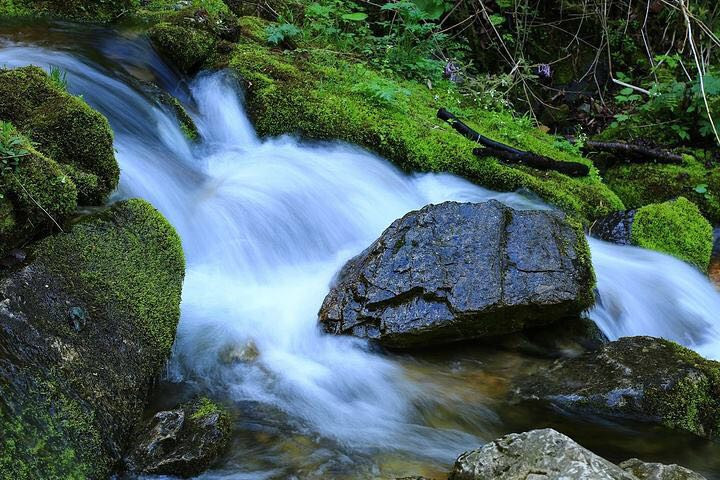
514 336 720 440
448 428 635 480
126 397 231 477
619 458 707 480
0 199 184 478
319 201 594 348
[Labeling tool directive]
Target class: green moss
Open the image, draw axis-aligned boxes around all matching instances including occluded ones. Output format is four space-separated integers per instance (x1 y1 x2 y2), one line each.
630 197 713 270
189 397 227 423
0 129 78 254
0 66 118 205
149 22 217 73
0 0 138 21
228 31 623 224
37 198 185 356
0 199 185 478
646 340 720 439
160 94 199 141
604 155 720 223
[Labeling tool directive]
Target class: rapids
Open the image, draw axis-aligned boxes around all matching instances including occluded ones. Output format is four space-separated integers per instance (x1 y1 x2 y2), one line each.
1 25 719 479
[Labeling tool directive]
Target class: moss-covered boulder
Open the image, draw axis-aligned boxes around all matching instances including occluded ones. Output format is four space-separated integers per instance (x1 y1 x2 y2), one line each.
126 397 231 477
0 124 78 253
631 198 713 270
0 66 119 255
147 5 240 74
603 155 720 223
223 18 623 225
0 66 118 204
514 336 720 440
0 199 184 478
591 198 713 270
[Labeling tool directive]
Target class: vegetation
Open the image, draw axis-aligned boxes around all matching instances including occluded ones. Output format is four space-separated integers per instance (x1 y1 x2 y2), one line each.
631 197 713 270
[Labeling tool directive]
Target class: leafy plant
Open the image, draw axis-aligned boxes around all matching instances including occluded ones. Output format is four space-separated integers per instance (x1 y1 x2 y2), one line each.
48 66 68 91
351 78 411 109
266 22 302 45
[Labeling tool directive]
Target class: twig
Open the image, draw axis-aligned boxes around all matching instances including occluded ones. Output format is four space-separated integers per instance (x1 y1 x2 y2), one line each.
611 78 650 95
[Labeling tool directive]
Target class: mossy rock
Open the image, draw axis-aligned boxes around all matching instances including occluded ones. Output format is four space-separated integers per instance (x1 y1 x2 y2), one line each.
631 197 713 270
226 26 623 224
603 155 720 223
0 0 136 21
514 336 720 440
126 397 231 477
0 199 184 478
0 66 119 255
149 22 216 73
158 93 200 141
0 66 118 205
0 127 78 253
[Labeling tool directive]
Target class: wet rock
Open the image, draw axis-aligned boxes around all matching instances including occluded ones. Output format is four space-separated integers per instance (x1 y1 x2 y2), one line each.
219 339 260 364
590 209 636 245
126 397 231 477
619 458 707 480
319 201 594 348
590 198 712 270
513 337 720 440
448 428 635 479
0 199 184 478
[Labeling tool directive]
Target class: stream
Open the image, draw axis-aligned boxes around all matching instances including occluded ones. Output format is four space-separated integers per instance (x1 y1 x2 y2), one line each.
2 23 720 479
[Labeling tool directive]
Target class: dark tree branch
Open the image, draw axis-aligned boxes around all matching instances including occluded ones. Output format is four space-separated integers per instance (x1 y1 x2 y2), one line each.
568 138 683 164
437 108 590 177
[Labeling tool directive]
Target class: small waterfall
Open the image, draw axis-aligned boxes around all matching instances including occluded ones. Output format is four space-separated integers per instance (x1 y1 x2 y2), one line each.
2 28 720 477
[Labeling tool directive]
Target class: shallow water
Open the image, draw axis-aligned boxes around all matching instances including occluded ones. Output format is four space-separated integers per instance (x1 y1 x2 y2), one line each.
2 23 720 479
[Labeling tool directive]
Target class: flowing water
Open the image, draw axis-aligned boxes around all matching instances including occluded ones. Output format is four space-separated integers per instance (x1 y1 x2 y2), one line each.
2 24 720 479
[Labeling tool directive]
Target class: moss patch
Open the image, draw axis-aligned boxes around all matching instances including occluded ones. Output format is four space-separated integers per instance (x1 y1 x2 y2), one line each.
0 199 184 477
0 0 137 21
604 155 720 223
0 66 118 205
227 27 623 224
631 197 713 270
149 22 216 74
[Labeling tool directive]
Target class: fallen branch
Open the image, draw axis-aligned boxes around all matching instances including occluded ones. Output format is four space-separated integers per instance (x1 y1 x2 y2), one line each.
437 108 590 177
568 138 683 164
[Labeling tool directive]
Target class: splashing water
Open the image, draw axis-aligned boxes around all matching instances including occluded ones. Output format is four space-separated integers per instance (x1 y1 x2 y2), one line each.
1 27 720 478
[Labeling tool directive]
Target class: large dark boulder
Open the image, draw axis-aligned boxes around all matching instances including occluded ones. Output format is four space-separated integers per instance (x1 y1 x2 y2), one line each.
513 336 720 440
318 201 594 348
0 199 185 478
126 397 231 477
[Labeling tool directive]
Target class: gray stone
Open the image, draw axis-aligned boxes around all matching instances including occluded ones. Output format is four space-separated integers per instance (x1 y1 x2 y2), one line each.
619 458 707 480
319 201 594 348
448 428 635 480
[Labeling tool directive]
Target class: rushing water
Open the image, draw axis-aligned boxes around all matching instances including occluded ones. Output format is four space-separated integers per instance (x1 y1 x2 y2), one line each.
2 25 720 479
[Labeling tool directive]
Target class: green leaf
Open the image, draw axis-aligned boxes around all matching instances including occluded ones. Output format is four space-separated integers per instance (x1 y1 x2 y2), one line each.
695 184 708 194
341 12 368 21
489 13 505 26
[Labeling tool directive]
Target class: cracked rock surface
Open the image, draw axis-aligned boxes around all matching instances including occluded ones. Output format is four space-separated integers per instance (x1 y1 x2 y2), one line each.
318 201 594 348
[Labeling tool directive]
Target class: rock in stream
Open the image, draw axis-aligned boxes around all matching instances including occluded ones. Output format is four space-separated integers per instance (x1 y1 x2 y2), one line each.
319 201 594 348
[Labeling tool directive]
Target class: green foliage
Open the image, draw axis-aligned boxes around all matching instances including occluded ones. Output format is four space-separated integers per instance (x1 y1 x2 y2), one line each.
350 78 411 109
266 22 302 45
47 66 68 91
631 197 713 271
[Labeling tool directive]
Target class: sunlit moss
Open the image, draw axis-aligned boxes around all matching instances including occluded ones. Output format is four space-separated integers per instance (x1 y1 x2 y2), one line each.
228 27 624 224
631 197 713 270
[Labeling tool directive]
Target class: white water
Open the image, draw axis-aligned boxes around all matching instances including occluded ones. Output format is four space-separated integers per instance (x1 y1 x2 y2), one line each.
1 32 720 477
